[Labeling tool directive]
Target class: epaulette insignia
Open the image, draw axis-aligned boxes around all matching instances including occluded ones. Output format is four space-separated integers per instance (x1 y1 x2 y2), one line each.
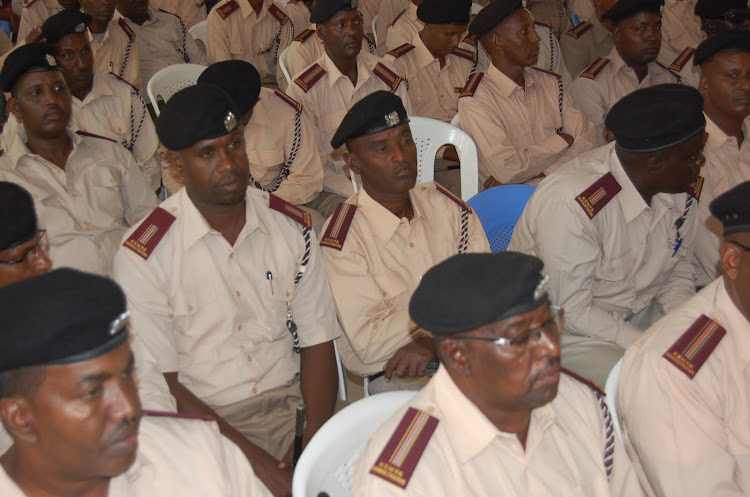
565 21 592 39
269 194 312 229
574 172 622 219
76 130 118 143
663 314 726 379
535 20 553 29
293 28 315 43
143 410 214 421
452 47 477 63
370 407 438 488
268 4 289 25
123 207 176 260
462 33 478 47
656 61 681 80
686 176 704 200
320 202 357 251
669 46 696 72
580 57 610 79
562 366 604 396
373 62 403 91
386 43 415 59
459 72 484 98
108 71 141 93
390 8 406 27
274 89 302 112
118 18 136 41
435 182 471 213
216 0 239 20
532 67 561 78
293 63 326 93
23 0 38 8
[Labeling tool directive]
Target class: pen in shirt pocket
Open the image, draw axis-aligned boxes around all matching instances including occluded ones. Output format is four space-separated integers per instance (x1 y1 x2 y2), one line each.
266 271 274 296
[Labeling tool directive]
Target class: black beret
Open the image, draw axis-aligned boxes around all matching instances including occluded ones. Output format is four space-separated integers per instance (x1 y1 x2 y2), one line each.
602 0 664 23
695 0 750 19
41 9 92 44
331 91 409 149
0 268 130 373
0 43 62 93
417 0 472 25
710 181 750 235
694 30 750 66
409 252 548 335
605 84 705 153
469 0 525 35
198 60 262 116
310 0 358 24
0 182 37 252
156 84 242 151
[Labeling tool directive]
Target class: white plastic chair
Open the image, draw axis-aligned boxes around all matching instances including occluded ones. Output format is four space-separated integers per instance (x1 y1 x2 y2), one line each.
292 391 417 497
604 358 624 442
351 116 479 200
450 113 460 128
471 2 483 15
371 15 379 47
147 63 207 116
279 46 292 86
333 339 346 401
189 20 207 46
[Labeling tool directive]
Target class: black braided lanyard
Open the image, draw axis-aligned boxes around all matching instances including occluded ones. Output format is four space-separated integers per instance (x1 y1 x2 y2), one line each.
672 194 694 256
124 91 147 152
121 38 133 77
595 390 615 480
458 209 469 254
249 103 302 192
554 74 564 135
546 27 555 72
177 15 190 63
256 23 283 68
287 223 311 353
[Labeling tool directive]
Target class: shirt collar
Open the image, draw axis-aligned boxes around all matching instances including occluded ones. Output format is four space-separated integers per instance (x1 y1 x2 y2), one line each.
610 46 660 79
323 52 373 88
355 186 426 242
609 145 651 223
703 113 750 153
411 32 443 71
486 64 535 98
3 127 81 170
79 69 115 105
239 0 265 19
248 89 271 128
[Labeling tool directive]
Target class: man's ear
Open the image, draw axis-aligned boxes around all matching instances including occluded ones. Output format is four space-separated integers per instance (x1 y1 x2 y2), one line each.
612 24 622 42
7 96 22 120
0 398 39 444
165 149 184 174
439 338 471 376
720 241 741 280
344 149 361 175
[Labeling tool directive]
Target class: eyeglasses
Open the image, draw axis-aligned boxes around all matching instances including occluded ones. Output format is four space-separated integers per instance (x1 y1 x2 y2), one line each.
729 240 750 253
454 306 565 350
0 230 48 265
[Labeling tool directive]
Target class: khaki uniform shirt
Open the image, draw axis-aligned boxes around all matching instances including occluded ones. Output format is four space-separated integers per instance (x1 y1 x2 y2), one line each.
17 0 61 42
385 3 421 52
658 0 703 67
354 367 644 497
376 0 410 55
0 128 157 277
320 183 489 376
384 33 475 122
0 30 11 57
150 0 207 28
113 187 340 408
527 0 573 37
619 278 750 497
560 19 614 79
458 64 596 185
88 19 143 91
568 47 682 145
288 52 413 197
206 0 293 84
509 144 698 348
276 0 309 36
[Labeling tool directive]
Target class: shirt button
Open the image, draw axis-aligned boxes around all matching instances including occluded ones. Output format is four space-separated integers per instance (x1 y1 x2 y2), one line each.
286 291 291 297
236 290 241 297
252 387 258 394
409 242 415 248
97 243 102 249
188 305 193 311
72 192 79 198
246 355 252 362
229 252 234 259
237 324 242 331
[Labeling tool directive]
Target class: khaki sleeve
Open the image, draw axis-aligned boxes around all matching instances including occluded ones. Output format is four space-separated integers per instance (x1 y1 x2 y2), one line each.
115 145 159 226
568 77 608 146
206 9 232 63
128 90 162 190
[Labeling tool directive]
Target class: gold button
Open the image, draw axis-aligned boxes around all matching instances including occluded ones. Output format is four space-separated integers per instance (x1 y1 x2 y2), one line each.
246 355 252 362
188 305 193 311
237 324 242 331
409 242 415 248
427 405 435 413
229 252 234 259
252 387 258 394
236 290 241 297
97 243 102 249
286 291 291 297
420 186 426 190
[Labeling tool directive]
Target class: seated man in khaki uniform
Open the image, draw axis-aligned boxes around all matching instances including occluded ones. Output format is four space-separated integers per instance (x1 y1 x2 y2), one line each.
560 0 616 79
0 269 273 496
619 181 750 497
385 0 423 51
320 91 489 394
150 0 206 28
17 0 77 42
354 252 643 496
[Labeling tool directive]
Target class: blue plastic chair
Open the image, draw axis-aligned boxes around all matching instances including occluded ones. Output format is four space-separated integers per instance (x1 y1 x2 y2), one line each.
468 185 536 252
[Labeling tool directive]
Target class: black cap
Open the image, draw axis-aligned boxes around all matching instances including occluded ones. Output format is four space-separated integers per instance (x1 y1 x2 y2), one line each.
417 0 472 25
410 253 548 335
0 269 130 373
710 181 750 235
469 0 525 36
330 91 409 149
41 9 92 44
0 43 62 93
605 84 705 153
156 84 242 151
310 0 358 24
695 0 750 19
602 0 664 24
694 30 750 66
197 60 262 116
0 182 37 252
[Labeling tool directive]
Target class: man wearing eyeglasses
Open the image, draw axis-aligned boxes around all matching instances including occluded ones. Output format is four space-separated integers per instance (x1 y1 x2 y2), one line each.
618 181 750 497
353 252 643 496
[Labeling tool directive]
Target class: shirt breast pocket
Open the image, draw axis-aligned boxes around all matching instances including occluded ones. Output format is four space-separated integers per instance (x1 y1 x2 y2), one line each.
172 283 221 354
248 148 284 168
229 40 245 57
85 168 124 215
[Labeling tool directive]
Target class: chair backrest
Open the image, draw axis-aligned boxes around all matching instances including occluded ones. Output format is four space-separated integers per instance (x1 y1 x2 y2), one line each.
467 184 536 252
189 20 207 45
279 46 292 85
292 391 416 497
147 63 207 117
604 358 624 442
371 15 379 47
351 116 479 200
333 339 346 402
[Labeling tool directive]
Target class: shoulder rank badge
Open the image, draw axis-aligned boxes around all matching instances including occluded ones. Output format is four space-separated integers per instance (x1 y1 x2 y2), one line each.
452 47 477 63
390 8 406 27
123 207 176 260
370 407 438 489
320 202 357 250
580 57 610 79
23 0 39 7
216 0 239 20
669 47 696 72
269 194 312 229
435 183 471 213
76 130 118 143
575 172 622 219
565 21 592 39
686 176 704 200
462 33 478 47
373 62 403 91
386 43 415 59
656 61 682 83
268 3 289 25
118 18 136 41
293 28 315 43
293 63 326 92
274 89 302 112
663 314 726 379
459 72 484 98
534 19 553 29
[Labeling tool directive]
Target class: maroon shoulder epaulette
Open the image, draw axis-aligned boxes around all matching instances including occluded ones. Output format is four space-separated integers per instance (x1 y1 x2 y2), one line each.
580 57 610 79
686 176 704 200
387 43 415 59
369 407 438 488
663 314 726 379
0 150 4 157
535 19 553 29
118 18 136 41
574 172 622 219
143 410 215 422
76 130 117 143
459 72 484 98
669 46 696 72
269 194 312 229
373 62 403 91
435 182 471 213
462 33 478 47
293 63 326 93
293 28 315 43
320 202 357 251
123 207 176 260
274 89 302 112
268 3 289 25
561 366 604 396
108 71 141 93
565 21 592 39
390 8 406 27
364 33 375 47
656 61 681 79
452 47 477 63
23 0 38 8
532 67 561 78
216 0 239 20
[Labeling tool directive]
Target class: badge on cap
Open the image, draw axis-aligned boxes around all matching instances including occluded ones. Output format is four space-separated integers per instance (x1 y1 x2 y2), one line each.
224 111 237 132
350 0 358 8
533 274 549 301
108 310 130 336
658 4 663 13
75 22 86 33
45 54 57 67
522 0 526 6
384 111 400 127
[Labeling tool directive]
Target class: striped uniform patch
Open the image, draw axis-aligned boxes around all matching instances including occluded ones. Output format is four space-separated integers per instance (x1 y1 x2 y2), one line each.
373 62 403 91
293 63 326 92
686 175 704 201
435 183 471 213
123 207 176 259
320 202 357 250
580 57 610 79
118 18 136 41
274 89 302 112
669 47 696 72
216 0 239 20
663 314 726 379
459 72 484 98
293 28 315 43
268 3 289 25
370 407 438 488
462 33 478 47
269 194 311 229
565 21 592 39
387 43 415 59
452 47 477 63
575 172 622 219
